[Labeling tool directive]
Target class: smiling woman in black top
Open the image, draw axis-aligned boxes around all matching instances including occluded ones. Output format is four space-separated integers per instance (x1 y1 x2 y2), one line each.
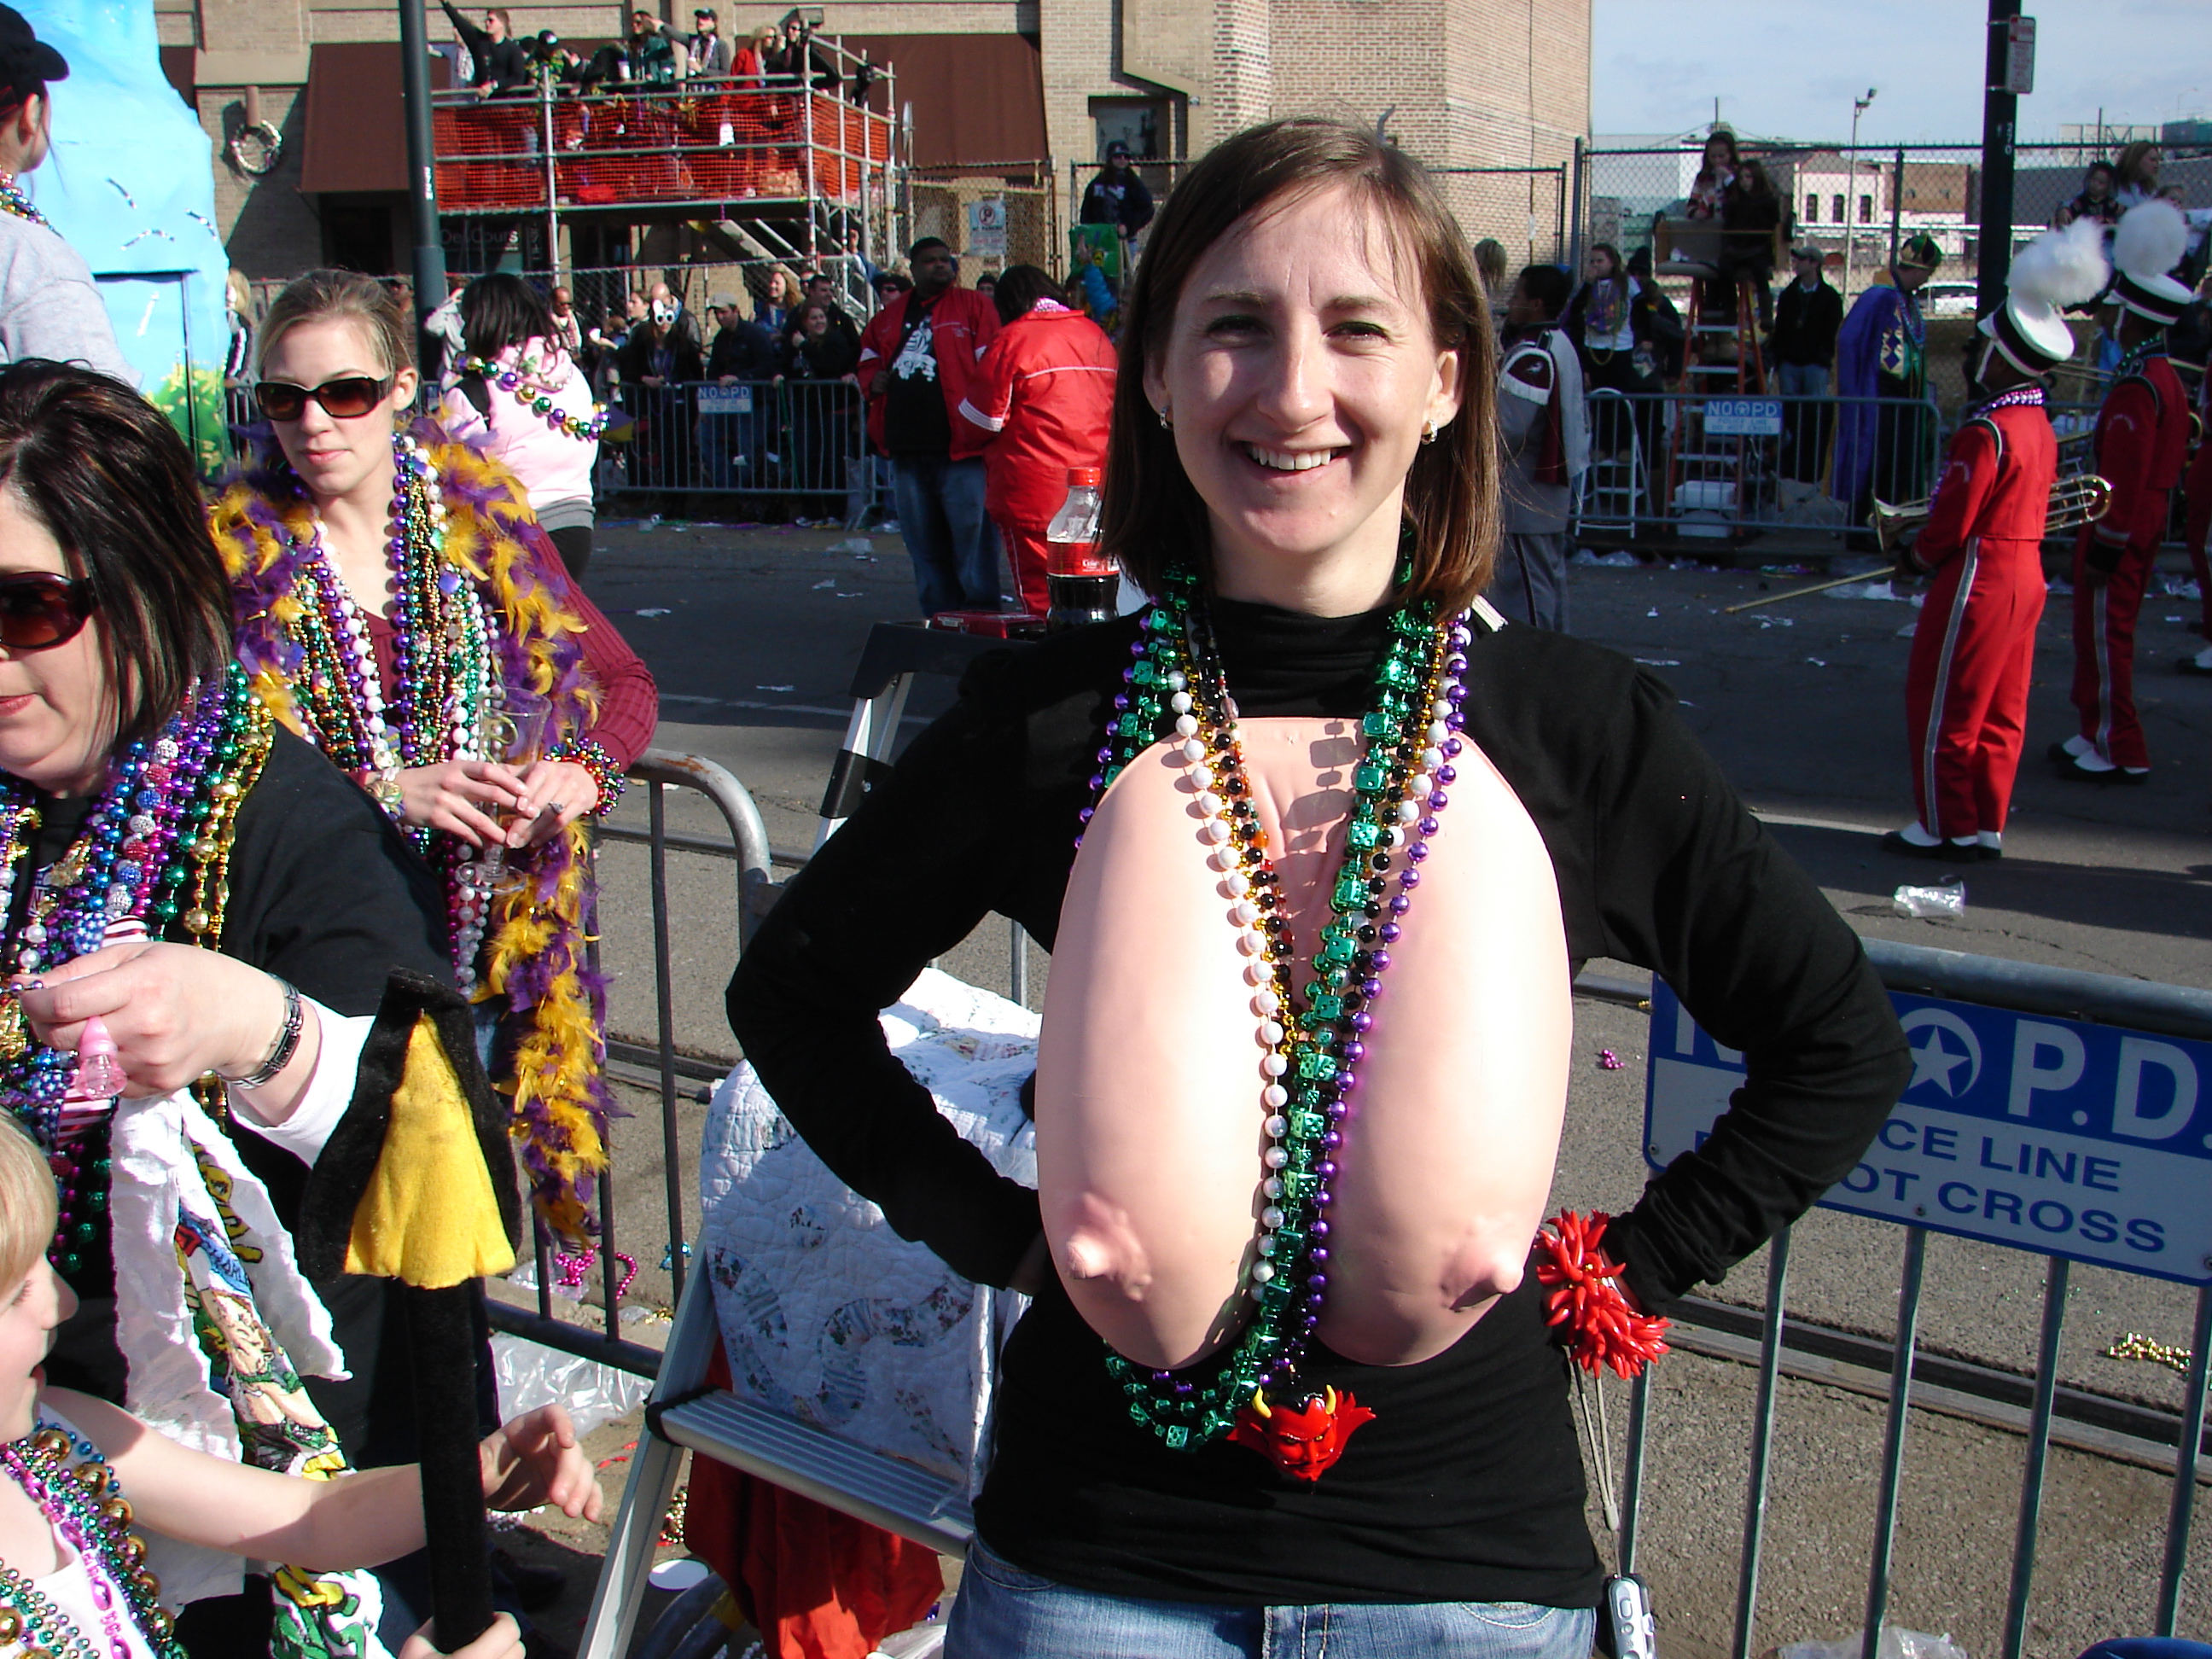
728 119 1909 1658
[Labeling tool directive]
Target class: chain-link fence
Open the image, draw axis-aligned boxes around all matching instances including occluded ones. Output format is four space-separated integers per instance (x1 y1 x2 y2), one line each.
1435 165 1572 272
906 161 1058 281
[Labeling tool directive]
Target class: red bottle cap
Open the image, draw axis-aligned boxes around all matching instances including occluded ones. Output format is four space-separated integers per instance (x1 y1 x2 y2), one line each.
1066 465 1103 487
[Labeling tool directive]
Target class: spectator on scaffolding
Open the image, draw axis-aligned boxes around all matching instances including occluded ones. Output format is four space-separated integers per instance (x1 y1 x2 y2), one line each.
858 235 1003 611
2055 160 2122 230
440 271 608 584
623 9 686 84
1685 127 1738 219
777 297 862 521
685 6 732 77
766 12 839 90
1719 157 1782 327
955 262 1117 616
1770 245 1842 483
439 1 534 96
531 30 585 89
736 21 776 82
1080 139 1155 244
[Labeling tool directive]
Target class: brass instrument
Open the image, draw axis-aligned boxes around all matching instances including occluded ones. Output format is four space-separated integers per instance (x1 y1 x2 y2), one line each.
1723 474 2114 616
1871 471 2112 555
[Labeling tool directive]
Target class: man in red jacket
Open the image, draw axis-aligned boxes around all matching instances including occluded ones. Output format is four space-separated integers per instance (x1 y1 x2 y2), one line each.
857 236 1004 613
1885 219 2101 862
2049 221 2191 783
957 264 1118 616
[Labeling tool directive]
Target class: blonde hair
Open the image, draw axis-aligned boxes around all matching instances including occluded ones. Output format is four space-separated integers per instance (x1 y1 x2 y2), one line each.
255 268 416 380
0 1117 57 1293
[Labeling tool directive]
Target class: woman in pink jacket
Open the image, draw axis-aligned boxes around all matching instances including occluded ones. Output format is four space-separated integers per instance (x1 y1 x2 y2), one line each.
957 264 1118 615
440 273 610 584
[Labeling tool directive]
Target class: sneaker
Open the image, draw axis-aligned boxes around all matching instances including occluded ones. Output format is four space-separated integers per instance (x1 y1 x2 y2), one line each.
1883 826 1980 860
2179 646 2212 677
2046 734 2092 763
2053 751 2148 785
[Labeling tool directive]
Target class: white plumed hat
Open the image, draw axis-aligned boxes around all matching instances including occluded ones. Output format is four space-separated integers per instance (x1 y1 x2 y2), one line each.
1978 216 2107 374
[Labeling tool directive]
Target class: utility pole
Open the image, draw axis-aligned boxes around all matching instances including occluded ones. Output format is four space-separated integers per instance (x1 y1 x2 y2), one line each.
398 0 447 357
1976 1 2031 316
1844 88 1876 301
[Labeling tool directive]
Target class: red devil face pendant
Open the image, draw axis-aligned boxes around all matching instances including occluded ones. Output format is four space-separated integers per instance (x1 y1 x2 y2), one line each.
1228 1385 1376 1481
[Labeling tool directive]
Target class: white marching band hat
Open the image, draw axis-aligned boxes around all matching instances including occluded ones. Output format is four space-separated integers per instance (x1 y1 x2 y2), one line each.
2109 198 2192 326
1978 216 2107 375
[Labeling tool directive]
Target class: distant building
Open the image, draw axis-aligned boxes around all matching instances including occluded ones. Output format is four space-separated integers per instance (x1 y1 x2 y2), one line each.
164 0 1592 282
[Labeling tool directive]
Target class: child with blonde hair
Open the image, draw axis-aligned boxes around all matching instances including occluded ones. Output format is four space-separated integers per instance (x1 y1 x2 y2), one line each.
0 1120 602 1659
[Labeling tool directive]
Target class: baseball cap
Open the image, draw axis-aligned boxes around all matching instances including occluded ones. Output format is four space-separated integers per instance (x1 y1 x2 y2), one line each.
0 6 68 102
1105 140 1131 158
708 292 738 310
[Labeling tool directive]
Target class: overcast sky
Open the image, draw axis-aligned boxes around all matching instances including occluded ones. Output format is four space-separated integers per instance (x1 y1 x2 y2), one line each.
1592 0 2212 145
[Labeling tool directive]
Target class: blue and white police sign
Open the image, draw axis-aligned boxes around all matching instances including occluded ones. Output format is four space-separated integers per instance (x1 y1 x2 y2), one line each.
1702 398 1784 437
1645 979 2212 1285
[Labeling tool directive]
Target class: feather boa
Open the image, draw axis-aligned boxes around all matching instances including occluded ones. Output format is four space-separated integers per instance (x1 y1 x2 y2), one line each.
212 421 612 1243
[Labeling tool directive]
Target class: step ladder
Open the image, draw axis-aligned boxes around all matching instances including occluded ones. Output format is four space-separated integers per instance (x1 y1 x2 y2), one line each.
1575 387 1646 536
1656 259 1771 538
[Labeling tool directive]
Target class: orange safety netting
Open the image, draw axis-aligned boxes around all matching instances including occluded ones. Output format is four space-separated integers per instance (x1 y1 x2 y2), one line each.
435 91 890 212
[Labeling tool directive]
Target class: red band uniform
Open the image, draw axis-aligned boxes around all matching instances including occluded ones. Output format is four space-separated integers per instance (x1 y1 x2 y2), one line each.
1901 390 2057 844
2068 344 2188 769
2178 371 2212 661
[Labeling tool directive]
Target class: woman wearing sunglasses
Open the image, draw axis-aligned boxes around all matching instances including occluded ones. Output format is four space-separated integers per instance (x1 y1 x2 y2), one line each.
213 269 657 1247
0 359 466 1653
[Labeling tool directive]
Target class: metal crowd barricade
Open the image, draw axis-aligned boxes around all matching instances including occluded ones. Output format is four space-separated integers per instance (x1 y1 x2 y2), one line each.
1569 389 1943 547
607 377 876 518
1633 939 2212 1659
481 748 771 1372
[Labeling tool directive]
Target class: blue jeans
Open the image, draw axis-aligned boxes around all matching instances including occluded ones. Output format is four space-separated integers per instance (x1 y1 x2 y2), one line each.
892 453 1001 614
1774 361 1831 483
946 1540 1598 1659
697 412 755 490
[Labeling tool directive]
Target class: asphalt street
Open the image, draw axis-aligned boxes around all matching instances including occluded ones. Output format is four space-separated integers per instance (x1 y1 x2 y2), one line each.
563 518 2210 1656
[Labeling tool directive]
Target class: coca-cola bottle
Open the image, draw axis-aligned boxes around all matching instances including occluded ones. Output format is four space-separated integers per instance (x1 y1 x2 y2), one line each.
1043 465 1118 632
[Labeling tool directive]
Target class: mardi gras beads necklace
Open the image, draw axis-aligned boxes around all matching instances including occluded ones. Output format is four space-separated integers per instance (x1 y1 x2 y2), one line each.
1 1418 184 1659
458 352 610 442
0 667 271 1272
0 172 49 230
1078 563 1470 1476
287 435 502 986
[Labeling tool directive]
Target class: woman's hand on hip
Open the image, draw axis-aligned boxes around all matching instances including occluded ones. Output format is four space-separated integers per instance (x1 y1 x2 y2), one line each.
399 760 532 848
14 942 318 1103
506 759 600 847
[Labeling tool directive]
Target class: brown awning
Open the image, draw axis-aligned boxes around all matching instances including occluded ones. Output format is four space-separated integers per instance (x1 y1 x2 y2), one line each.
835 33 1044 169
298 43 451 195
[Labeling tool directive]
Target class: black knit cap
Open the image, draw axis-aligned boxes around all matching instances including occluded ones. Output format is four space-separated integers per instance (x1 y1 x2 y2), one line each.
0 6 67 108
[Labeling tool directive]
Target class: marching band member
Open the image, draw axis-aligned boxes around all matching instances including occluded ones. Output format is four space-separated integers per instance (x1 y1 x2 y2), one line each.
2050 200 2192 783
1885 219 2106 861
2177 352 2212 677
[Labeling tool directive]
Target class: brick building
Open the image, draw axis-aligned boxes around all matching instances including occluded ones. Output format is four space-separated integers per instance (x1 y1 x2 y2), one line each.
163 0 1590 280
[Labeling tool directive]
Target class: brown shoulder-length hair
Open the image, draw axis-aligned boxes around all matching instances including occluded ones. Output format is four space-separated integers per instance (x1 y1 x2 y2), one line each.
1102 116 1499 615
0 361 232 752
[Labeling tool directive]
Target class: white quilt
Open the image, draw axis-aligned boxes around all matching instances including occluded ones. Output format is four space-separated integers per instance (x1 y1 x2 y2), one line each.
698 969 1037 1493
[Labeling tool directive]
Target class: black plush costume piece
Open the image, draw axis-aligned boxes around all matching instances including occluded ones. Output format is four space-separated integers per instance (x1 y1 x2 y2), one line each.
727 597 1911 1610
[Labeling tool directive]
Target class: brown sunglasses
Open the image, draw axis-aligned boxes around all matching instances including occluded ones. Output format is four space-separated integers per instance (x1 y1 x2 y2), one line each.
0 573 97 652
254 375 395 422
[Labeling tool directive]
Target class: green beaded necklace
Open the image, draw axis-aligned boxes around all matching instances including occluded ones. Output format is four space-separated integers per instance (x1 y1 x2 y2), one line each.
1079 562 1469 1464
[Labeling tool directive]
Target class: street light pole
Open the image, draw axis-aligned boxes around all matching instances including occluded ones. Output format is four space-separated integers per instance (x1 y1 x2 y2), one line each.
1844 87 1876 301
1976 0 2023 317
398 0 447 355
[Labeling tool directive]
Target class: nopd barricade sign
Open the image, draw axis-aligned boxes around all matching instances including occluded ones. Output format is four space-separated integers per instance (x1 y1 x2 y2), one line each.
1645 979 2212 1285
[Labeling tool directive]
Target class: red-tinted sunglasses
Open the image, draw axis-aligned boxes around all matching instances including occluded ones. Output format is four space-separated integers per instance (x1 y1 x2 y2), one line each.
0 573 96 651
254 375 394 422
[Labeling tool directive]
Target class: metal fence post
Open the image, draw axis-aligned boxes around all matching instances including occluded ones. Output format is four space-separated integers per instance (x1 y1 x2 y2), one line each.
1889 145 1906 269
1618 1367 1651 1576
1569 137 1586 276
2001 1255 2072 1659
2156 1283 2212 1634
1860 1226 1930 1659
1732 1225 1793 1659
648 777 687 1307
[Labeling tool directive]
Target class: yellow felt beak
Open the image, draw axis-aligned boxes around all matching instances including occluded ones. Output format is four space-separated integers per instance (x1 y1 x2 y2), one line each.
343 1018 519 1288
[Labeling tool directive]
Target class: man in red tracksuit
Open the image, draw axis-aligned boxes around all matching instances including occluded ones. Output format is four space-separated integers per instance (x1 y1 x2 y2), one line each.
1884 346 2059 862
2051 271 2191 781
857 236 1003 614
957 265 1118 617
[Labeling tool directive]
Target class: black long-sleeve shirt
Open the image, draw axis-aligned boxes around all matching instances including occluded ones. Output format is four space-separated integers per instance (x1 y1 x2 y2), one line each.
726 597 1908 1608
440 0 533 94
1773 276 1846 369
